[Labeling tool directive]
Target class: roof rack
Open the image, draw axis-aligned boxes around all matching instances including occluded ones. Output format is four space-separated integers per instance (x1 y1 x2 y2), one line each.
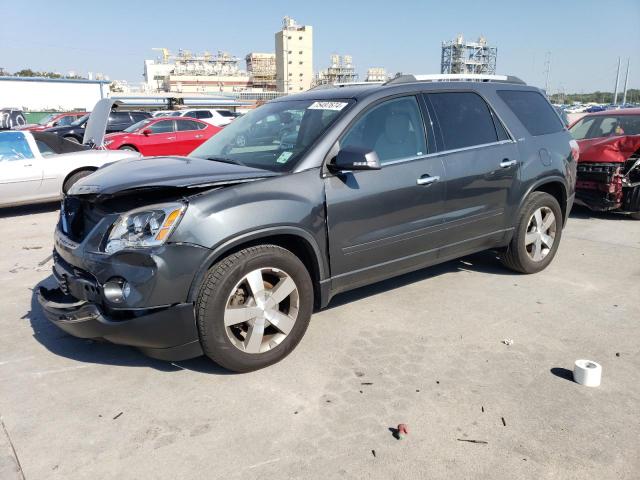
385 74 526 86
309 81 384 91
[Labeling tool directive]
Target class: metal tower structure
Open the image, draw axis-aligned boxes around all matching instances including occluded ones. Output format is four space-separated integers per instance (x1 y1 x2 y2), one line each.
441 34 497 75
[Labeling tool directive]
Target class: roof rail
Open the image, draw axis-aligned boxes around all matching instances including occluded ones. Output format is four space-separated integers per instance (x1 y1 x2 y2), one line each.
385 74 526 86
309 81 384 91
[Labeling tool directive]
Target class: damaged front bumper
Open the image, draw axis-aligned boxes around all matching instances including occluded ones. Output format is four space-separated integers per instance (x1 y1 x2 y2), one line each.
37 287 203 360
575 160 640 213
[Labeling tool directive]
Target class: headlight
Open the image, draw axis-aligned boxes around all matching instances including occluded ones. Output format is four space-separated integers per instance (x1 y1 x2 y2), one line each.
103 140 114 146
104 203 186 254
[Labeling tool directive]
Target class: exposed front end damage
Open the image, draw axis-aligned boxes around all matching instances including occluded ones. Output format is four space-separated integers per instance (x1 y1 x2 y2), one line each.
575 135 640 215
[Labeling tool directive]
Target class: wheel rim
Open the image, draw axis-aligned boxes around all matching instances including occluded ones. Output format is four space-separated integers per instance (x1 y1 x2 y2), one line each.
224 267 299 354
525 207 557 262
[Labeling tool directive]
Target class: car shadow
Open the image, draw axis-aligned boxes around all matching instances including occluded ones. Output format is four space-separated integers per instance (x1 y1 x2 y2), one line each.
0 202 59 218
26 275 232 375
569 205 630 221
326 250 513 310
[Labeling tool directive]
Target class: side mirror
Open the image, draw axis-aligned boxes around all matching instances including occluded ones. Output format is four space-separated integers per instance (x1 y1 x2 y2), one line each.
142 128 152 136
329 146 381 172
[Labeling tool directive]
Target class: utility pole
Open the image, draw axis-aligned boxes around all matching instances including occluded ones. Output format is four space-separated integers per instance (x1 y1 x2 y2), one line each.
543 51 551 94
622 58 630 105
613 57 621 105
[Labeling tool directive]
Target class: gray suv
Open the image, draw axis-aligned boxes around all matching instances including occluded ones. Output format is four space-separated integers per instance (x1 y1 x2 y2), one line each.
38 74 577 372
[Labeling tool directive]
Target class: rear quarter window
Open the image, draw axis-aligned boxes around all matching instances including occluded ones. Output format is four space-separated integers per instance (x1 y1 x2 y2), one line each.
497 90 564 136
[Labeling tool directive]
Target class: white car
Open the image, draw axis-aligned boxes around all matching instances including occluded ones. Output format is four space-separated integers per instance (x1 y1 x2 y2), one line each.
0 130 140 208
169 108 237 127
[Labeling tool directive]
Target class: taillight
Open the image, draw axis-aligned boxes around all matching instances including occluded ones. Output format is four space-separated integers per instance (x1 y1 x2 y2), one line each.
569 139 580 162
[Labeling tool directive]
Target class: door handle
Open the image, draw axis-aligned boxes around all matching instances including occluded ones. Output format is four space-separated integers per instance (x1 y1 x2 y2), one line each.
417 175 440 186
167 136 176 140
500 159 517 168
195 134 204 138
24 164 33 167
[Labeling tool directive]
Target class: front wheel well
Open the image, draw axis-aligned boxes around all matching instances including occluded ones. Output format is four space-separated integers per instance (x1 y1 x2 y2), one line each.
62 167 97 193
194 234 323 309
532 181 567 223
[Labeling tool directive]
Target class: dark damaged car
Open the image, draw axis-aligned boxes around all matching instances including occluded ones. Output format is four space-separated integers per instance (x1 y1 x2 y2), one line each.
569 108 640 219
38 75 577 372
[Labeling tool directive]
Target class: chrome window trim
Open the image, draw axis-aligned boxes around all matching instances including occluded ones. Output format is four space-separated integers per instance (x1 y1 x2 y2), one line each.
380 139 516 168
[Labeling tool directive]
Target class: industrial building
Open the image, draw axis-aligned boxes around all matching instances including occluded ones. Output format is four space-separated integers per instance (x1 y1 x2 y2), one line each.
144 49 251 94
275 17 313 92
441 34 497 75
315 55 358 86
245 53 277 90
366 67 388 82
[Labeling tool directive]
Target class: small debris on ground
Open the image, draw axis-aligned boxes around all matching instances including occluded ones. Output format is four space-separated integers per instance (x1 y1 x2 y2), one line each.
502 338 514 346
615 352 621 357
371 449 376 458
397 424 409 440
22 246 43 250
457 438 488 444
294 411 298 415
481 406 484 413
436 380 440 384
355 371 365 377
112 412 123 420
416 389 420 393
501 417 507 427
37 254 53 266
361 382 373 386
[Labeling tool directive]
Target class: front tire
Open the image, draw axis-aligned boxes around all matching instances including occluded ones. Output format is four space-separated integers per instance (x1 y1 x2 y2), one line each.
196 245 313 372
501 192 563 274
119 145 138 152
63 169 93 193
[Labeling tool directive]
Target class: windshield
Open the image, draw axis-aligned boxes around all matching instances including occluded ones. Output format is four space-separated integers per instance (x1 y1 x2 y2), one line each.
124 119 153 133
570 114 640 140
191 99 353 172
0 132 34 161
71 114 89 126
37 114 56 125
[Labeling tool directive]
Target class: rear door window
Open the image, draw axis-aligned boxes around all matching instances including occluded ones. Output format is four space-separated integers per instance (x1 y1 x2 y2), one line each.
176 120 201 131
340 96 427 165
497 90 564 136
427 92 499 150
195 111 213 119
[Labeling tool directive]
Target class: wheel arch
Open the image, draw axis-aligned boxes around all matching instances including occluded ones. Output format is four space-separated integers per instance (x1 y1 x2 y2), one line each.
62 166 98 193
520 177 568 224
187 227 328 309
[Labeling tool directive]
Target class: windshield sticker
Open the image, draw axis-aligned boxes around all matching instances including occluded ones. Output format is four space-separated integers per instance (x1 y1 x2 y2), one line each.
308 101 348 111
276 151 294 163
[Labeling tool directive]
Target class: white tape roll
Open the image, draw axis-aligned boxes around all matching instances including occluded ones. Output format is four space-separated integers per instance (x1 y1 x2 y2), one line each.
573 359 602 387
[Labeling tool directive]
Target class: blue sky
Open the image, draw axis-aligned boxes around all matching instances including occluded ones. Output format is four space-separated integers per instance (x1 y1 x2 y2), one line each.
1 0 638 93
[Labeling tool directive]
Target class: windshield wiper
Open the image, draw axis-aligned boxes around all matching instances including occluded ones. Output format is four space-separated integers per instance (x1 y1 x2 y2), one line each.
204 156 246 167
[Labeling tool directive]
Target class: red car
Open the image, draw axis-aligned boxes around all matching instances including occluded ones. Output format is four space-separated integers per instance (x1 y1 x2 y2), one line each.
569 108 640 219
16 112 87 132
103 117 221 156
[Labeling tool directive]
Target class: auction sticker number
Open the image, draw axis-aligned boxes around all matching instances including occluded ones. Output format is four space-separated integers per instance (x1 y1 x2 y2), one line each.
308 102 348 111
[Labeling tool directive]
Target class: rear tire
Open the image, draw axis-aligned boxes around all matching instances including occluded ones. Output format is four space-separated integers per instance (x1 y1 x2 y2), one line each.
196 245 313 372
63 170 93 193
501 192 563 274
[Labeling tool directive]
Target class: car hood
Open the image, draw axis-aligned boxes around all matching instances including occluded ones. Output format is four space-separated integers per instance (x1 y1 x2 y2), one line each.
577 135 640 163
83 98 115 146
68 155 279 196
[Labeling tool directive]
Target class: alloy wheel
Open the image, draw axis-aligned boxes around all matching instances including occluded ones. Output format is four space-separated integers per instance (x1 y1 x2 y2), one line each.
224 267 299 354
525 207 557 261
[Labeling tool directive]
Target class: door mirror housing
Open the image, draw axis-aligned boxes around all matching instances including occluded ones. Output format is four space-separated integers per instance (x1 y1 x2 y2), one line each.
329 146 381 172
142 128 152 136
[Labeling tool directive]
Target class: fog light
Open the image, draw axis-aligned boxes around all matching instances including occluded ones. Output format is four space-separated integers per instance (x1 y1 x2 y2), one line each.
103 278 129 304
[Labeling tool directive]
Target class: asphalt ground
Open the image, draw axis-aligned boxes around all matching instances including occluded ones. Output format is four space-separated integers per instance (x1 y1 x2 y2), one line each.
0 203 638 479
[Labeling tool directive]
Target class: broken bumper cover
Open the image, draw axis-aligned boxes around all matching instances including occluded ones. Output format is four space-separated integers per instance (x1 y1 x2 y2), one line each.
37 287 203 361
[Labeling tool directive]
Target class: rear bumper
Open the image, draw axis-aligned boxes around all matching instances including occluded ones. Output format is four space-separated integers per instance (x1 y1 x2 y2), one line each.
37 286 203 361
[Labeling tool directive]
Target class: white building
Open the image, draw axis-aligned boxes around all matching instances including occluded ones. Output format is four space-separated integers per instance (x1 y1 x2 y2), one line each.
275 17 313 93
0 76 110 111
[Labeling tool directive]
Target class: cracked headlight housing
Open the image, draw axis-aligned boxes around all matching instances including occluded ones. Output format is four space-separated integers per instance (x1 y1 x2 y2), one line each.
104 203 186 254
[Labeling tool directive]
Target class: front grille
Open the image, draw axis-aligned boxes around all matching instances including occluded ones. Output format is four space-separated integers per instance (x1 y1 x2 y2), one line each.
60 197 103 243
